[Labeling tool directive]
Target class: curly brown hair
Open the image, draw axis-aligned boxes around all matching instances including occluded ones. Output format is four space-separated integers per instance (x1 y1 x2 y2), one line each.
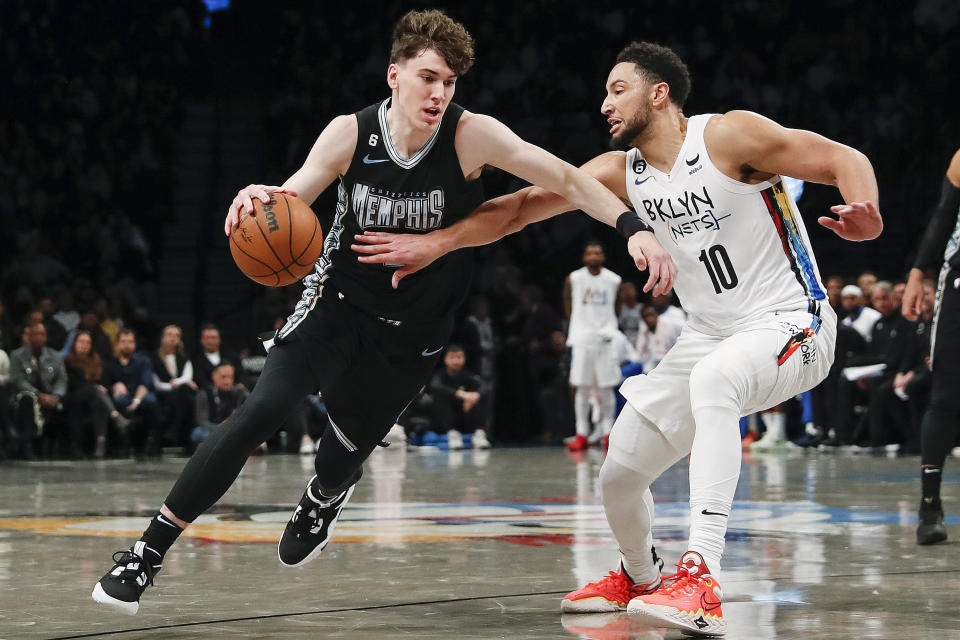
390 9 474 76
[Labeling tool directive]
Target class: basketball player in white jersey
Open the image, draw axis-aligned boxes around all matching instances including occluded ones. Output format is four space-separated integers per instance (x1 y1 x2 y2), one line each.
353 41 882 636
565 242 622 451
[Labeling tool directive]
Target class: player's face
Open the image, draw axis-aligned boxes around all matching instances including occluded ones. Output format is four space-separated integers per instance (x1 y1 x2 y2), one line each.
602 62 653 151
841 293 861 312
641 306 658 330
583 245 605 268
389 48 457 132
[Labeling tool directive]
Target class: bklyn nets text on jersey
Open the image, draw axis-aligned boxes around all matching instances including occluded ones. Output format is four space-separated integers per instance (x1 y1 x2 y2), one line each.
352 183 445 231
638 185 732 240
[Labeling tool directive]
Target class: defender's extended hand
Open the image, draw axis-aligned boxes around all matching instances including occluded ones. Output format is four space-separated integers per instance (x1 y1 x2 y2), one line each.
628 231 677 296
817 201 882 241
352 231 445 289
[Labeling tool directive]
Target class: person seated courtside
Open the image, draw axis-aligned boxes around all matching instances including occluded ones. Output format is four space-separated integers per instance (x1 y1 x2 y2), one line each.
428 345 490 450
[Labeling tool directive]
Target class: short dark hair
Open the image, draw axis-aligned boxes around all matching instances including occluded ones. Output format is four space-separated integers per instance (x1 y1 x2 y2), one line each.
615 42 691 108
200 323 219 333
391 9 475 76
118 328 136 340
445 344 465 355
584 240 605 252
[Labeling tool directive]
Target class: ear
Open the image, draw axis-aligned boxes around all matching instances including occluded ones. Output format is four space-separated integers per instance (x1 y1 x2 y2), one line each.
387 63 400 90
650 82 671 109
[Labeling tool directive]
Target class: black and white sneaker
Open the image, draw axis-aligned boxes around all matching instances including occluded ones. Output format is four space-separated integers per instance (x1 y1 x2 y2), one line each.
91 541 160 615
278 471 360 567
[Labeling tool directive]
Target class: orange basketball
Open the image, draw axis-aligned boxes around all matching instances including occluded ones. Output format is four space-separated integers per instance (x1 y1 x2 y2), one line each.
229 193 325 286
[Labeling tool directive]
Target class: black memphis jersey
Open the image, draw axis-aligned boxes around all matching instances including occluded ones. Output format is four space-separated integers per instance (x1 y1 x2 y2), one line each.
281 99 484 335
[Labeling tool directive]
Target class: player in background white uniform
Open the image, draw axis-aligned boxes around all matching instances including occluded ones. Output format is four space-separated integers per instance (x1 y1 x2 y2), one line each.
353 41 881 636
635 303 683 371
564 242 623 451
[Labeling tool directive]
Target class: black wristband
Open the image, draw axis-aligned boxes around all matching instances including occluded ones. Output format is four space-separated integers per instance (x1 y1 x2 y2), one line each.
616 211 653 238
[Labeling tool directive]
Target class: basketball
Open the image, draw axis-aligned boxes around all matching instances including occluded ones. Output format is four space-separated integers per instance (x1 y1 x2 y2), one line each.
229 193 325 287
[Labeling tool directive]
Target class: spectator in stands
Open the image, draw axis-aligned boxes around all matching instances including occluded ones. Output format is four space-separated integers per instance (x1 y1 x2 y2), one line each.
617 282 642 346
892 281 906 310
0 325 9 460
0 296 15 352
193 324 235 390
857 272 878 299
64 330 129 459
37 297 69 352
635 304 684 373
95 298 123 349
191 362 248 450
8 324 67 459
838 281 911 446
429 345 490 450
62 310 115 362
825 275 845 312
460 296 496 385
650 291 687 325
151 325 197 450
104 329 162 456
840 284 881 341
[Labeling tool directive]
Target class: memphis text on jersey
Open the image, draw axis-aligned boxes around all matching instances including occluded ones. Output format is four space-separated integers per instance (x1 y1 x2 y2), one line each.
352 182 445 231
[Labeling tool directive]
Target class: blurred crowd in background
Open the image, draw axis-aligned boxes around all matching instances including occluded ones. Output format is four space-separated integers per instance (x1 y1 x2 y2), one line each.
2 0 958 459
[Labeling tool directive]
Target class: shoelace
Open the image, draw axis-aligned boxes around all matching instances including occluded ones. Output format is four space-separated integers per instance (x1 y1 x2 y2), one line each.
586 569 631 592
657 564 701 596
110 549 156 587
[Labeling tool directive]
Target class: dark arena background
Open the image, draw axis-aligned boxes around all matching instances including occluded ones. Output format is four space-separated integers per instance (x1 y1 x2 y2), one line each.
1 1 959 639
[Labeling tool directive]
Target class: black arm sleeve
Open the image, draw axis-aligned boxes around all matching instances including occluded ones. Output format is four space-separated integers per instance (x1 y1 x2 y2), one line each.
913 177 960 271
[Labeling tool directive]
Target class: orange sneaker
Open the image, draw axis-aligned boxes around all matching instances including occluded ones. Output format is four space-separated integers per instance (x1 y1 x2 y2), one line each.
626 551 725 636
561 564 661 613
740 430 759 450
567 434 589 452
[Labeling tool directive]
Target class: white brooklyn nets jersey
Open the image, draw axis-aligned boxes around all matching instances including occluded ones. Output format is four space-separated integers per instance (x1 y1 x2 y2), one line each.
567 266 621 347
624 114 825 335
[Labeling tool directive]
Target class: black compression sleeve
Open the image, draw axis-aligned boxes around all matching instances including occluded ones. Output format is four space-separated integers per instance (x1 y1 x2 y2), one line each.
913 176 960 271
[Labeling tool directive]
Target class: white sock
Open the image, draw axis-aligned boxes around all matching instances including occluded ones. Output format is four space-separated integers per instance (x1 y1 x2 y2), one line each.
688 404 742 578
574 387 592 437
600 459 660 586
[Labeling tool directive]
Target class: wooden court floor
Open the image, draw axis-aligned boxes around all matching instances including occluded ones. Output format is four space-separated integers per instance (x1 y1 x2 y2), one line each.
1 447 958 639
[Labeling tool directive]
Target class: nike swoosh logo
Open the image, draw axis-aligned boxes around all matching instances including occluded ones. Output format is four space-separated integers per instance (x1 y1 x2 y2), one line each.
363 154 389 164
701 509 728 517
923 468 941 474
686 154 700 166
421 346 444 357
635 176 652 185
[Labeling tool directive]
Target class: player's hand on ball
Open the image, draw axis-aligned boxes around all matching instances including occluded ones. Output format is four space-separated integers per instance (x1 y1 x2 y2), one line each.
818 201 882 241
224 184 299 236
352 231 447 289
628 231 677 296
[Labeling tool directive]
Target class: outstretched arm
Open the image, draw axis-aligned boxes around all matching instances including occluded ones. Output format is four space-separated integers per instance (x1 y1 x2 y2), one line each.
353 151 676 292
706 110 882 241
903 149 960 320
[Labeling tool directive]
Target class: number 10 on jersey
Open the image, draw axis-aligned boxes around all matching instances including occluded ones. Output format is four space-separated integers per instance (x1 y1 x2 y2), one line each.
698 244 739 294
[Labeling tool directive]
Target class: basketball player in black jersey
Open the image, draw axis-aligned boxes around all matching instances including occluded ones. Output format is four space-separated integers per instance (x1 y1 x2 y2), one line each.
91 10 676 615
902 148 960 545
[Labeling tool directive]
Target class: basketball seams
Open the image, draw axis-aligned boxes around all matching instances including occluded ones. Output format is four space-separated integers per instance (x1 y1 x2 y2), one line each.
230 234 281 286
252 202 300 282
292 216 321 265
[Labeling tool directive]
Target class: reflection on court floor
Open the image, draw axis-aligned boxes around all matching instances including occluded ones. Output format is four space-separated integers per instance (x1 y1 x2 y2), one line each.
0 447 957 639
